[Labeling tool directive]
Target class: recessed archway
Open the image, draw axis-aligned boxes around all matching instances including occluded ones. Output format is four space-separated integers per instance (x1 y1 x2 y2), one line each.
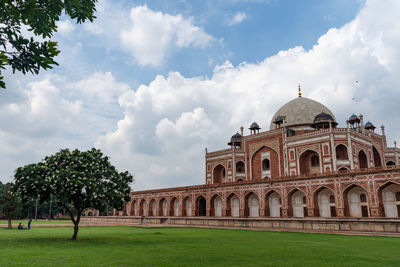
358 150 368 169
314 187 336 217
288 189 307 217
378 183 400 218
373 146 382 167
244 192 259 217
213 165 225 184
139 199 147 216
265 191 281 217
149 199 156 216
336 144 349 160
159 198 168 216
344 185 369 217
169 197 179 216
211 194 222 217
196 196 207 216
299 150 320 175
226 193 240 217
386 161 396 167
236 161 245 173
130 200 137 216
182 196 192 217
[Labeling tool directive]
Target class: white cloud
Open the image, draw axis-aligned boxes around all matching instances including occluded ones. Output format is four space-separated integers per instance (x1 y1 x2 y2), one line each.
120 5 214 66
227 12 248 26
96 0 400 191
57 20 75 35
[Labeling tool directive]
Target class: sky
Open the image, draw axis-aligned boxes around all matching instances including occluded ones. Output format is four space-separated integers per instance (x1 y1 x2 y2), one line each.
2 0 400 190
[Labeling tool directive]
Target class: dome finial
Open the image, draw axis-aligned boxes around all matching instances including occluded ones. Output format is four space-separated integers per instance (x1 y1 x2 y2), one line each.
298 84 302 98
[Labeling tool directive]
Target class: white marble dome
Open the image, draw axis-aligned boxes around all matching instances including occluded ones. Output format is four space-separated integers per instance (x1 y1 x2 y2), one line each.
270 97 336 130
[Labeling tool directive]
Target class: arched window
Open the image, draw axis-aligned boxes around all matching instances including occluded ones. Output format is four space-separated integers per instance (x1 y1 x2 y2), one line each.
262 159 270 170
358 150 368 169
386 161 396 166
236 161 244 173
336 144 348 160
360 194 367 202
373 146 382 167
311 155 319 167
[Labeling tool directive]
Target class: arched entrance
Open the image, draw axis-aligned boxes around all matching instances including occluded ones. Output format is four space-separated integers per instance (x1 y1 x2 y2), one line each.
289 190 307 217
226 193 240 217
236 161 245 173
245 193 259 217
139 199 147 216
315 188 336 217
358 150 368 169
386 161 396 166
210 195 222 217
266 191 281 217
169 197 179 216
373 146 382 167
213 165 225 184
196 196 207 216
336 144 349 160
149 199 156 216
379 183 400 217
299 150 320 175
182 197 192 216
344 185 369 217
159 198 168 216
130 200 137 216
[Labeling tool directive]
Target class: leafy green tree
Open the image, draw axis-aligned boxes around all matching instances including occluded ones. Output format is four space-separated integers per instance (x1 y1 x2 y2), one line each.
0 0 98 88
0 183 20 228
14 148 133 240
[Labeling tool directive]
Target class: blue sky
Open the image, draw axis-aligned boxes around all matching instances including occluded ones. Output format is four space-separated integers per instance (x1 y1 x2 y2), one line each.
2 0 400 190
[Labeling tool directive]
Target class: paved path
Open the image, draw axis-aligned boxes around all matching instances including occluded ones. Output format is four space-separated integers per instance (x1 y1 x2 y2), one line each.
2 221 400 237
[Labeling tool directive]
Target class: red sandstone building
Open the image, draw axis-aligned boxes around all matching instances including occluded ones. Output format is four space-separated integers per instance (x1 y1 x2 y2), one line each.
114 88 400 223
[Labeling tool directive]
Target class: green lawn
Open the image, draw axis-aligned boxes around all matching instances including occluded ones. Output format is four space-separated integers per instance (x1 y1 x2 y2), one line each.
0 226 399 266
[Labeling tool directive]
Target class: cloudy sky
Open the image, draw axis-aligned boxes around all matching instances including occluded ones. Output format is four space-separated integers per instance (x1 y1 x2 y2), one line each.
2 0 400 190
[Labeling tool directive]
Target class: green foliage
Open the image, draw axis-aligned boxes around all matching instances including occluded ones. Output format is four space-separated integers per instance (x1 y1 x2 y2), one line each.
0 0 98 88
13 148 133 239
0 183 20 228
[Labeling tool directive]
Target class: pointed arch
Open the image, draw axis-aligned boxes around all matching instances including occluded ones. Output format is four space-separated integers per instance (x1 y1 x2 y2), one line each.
373 146 382 167
313 186 336 217
377 182 400 218
250 145 280 180
210 194 222 217
299 149 321 175
265 190 281 217
148 199 156 216
195 195 207 216
130 200 137 216
335 144 349 160
213 164 225 184
182 196 192 217
358 150 368 169
139 199 147 216
159 198 168 216
343 184 369 217
226 193 240 217
288 188 307 217
244 192 260 217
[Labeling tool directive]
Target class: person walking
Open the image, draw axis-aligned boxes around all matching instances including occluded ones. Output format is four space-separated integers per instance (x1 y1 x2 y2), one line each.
27 219 32 230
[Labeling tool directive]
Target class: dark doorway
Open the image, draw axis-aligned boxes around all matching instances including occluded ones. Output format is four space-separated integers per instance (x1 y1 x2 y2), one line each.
373 146 382 167
196 196 206 216
358 150 368 169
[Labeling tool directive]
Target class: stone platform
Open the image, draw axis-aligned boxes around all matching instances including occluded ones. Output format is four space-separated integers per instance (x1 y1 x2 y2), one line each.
81 216 400 234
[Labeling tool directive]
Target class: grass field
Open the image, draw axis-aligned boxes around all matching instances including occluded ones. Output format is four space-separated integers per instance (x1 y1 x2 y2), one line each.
0 226 399 266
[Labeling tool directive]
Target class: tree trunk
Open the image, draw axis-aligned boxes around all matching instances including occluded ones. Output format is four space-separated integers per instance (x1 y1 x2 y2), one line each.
72 222 79 240
71 215 81 240
8 218 11 229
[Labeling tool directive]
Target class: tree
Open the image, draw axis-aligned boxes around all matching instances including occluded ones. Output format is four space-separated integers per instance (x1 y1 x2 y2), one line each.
14 148 133 240
0 183 19 228
0 0 98 89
